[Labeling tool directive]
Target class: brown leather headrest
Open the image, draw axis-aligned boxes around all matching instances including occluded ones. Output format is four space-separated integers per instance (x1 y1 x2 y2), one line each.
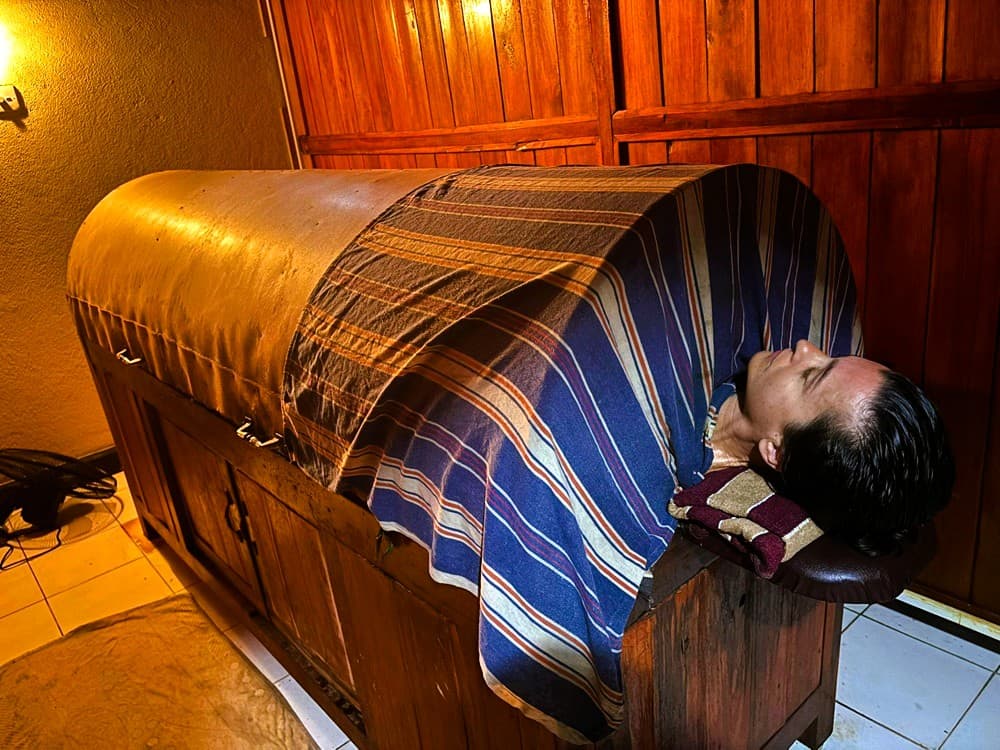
682 521 936 603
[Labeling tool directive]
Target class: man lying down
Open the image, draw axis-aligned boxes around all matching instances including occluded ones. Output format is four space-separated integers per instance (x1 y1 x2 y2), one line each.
704 338 954 556
283 164 955 742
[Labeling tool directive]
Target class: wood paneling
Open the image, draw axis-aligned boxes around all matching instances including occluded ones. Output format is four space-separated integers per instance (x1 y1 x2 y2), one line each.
620 0 668 163
811 133 872 306
864 130 938 379
522 0 564 119
274 0 1000 623
668 139 711 163
877 0 946 86
414 0 458 129
974 322 1000 615
815 0 876 91
757 135 811 187
659 0 708 105
705 0 756 101
554 0 598 163
759 0 814 96
710 136 756 164
946 0 1000 81
493 0 534 124
920 128 1000 601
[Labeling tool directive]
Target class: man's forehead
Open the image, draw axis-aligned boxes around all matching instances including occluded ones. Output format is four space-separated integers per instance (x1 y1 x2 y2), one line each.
824 356 886 403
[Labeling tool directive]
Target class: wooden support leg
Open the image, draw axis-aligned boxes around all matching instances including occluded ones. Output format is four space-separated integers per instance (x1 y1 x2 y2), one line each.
797 602 843 748
137 512 160 541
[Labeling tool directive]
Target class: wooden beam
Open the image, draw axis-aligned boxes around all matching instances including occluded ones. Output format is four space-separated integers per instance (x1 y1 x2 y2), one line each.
613 80 1000 142
301 115 600 155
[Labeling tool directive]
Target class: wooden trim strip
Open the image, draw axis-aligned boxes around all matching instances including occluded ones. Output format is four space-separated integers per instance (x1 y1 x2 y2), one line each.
300 115 599 155
613 80 1000 142
587 0 619 165
266 0 312 167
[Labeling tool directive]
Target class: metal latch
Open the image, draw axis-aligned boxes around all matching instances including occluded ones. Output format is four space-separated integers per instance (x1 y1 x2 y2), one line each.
235 417 284 450
115 348 142 366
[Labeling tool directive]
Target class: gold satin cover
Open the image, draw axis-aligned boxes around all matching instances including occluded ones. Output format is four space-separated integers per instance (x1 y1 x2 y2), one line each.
67 169 449 436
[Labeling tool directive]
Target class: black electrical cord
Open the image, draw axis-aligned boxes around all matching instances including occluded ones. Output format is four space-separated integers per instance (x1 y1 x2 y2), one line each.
0 449 118 568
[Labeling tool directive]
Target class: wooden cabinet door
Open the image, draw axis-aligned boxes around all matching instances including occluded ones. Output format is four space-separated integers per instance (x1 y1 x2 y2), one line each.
94 371 180 542
156 417 264 610
234 471 356 695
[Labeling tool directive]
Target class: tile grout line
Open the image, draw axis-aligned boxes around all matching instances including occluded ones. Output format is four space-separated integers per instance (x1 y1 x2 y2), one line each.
888 597 1000 653
937 671 996 750
17 519 151 598
833 700 934 749
139 544 182 593
20 540 65 637
859 612 999 672
0 548 41 621
35 554 149 602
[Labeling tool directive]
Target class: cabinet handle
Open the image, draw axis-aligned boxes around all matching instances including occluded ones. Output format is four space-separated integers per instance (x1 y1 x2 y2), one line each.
224 492 245 541
115 348 143 366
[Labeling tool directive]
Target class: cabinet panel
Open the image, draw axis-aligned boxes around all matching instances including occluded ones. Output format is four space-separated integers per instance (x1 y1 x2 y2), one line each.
333 543 475 750
96 371 179 540
157 418 264 609
234 471 355 694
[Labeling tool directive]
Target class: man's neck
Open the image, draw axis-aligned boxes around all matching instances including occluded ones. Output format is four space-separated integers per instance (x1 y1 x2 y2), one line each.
709 393 755 470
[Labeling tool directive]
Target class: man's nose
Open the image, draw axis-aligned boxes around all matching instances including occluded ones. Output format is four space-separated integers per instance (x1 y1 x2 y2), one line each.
793 339 826 363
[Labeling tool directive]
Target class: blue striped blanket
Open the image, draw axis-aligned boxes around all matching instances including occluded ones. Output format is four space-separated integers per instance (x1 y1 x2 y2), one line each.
282 164 862 742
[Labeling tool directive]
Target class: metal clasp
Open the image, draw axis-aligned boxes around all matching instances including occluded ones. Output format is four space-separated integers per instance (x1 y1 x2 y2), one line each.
115 348 142 366
249 434 283 449
235 417 283 451
236 418 254 440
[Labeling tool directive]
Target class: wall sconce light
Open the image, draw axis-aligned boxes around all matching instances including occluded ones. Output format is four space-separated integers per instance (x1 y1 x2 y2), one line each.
0 20 26 122
0 83 25 120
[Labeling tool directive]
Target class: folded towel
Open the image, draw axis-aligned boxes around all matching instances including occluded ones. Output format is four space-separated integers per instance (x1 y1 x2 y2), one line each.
667 467 824 578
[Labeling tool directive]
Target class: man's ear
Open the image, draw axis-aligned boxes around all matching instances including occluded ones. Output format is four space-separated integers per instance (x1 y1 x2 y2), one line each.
758 436 782 470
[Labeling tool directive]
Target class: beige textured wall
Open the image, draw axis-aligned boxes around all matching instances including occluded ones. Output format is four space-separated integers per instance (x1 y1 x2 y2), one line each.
0 1 291 458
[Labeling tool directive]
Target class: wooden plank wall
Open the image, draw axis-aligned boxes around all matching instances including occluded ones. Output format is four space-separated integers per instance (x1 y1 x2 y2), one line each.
270 0 1000 619
272 0 610 167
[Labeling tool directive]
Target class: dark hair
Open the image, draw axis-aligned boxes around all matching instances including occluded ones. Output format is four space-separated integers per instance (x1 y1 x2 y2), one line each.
778 371 955 556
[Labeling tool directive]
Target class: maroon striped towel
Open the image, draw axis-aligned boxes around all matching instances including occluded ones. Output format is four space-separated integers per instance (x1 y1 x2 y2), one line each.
667 467 824 578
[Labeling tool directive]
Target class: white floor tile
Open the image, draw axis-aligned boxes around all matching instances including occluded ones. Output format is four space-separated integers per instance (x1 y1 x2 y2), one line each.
143 542 198 592
838 616 992 748
47 556 171 632
26 523 144 595
942 673 1000 749
0 601 62 666
275 674 350 749
865 605 1000 671
845 603 868 614
842 610 861 632
0 551 43 618
225 624 289 683
791 702 924 750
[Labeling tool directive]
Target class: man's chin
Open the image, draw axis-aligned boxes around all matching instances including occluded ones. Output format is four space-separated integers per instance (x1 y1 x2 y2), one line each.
748 349 771 374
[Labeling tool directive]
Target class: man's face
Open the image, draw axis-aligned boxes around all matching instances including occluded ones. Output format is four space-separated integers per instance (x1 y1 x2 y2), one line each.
743 340 887 452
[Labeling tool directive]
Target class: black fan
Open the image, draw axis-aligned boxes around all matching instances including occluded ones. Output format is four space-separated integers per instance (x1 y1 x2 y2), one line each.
0 449 117 536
